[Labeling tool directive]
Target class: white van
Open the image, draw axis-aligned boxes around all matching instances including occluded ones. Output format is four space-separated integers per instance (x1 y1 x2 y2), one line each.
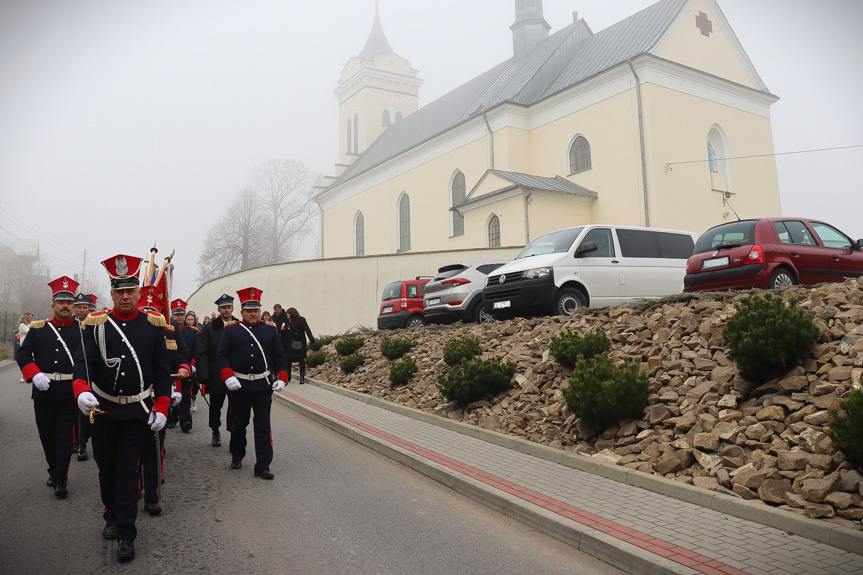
482 224 698 317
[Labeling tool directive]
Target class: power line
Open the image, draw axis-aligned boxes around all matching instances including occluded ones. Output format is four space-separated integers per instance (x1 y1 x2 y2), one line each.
665 143 863 167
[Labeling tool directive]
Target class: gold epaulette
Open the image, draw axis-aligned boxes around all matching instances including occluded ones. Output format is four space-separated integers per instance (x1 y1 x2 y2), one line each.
145 312 166 327
30 319 46 329
225 320 238 327
85 312 109 326
163 324 175 333
265 321 276 328
190 325 200 333
165 339 178 351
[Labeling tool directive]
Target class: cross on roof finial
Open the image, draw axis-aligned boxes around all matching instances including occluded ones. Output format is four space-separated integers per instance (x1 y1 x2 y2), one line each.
695 11 713 37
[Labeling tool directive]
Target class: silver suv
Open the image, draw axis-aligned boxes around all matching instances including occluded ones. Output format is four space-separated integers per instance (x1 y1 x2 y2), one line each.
423 260 508 324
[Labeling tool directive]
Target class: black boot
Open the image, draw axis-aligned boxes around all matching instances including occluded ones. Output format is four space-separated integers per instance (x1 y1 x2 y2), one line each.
77 444 88 461
117 540 135 561
102 521 117 540
211 430 221 447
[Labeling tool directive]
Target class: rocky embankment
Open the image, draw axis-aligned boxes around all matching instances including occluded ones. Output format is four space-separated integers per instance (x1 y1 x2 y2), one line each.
308 279 863 529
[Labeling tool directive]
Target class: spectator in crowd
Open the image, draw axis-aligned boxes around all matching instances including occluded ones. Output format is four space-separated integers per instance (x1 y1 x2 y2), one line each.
261 310 271 322
285 307 315 385
18 312 33 382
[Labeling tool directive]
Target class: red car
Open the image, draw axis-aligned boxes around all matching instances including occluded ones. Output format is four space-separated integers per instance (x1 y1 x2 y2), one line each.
684 217 863 292
377 277 430 329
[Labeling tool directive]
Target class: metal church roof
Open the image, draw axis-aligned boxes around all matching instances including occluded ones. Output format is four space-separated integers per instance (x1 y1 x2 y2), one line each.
459 170 598 208
330 0 689 190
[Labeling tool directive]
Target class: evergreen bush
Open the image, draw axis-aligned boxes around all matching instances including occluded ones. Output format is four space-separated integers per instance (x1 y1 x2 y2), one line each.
722 294 819 382
549 328 610 367
381 337 416 360
443 337 482 366
389 356 418 386
562 354 650 431
334 336 365 356
826 387 863 466
438 359 515 403
309 335 336 352
305 350 327 368
339 353 365 374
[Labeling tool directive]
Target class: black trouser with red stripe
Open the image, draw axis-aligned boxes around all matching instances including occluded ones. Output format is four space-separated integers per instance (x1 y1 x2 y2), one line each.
139 427 165 504
92 417 149 541
228 390 272 474
33 398 77 488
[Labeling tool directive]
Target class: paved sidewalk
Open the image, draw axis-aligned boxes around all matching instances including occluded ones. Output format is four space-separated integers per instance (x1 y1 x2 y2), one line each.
274 379 863 575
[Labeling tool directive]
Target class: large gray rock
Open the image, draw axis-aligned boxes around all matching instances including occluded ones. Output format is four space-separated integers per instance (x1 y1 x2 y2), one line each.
756 405 785 422
654 455 684 475
840 470 862 493
693 432 719 452
824 491 854 510
802 477 839 503
733 466 770 490
804 501 835 519
777 451 809 471
759 479 793 505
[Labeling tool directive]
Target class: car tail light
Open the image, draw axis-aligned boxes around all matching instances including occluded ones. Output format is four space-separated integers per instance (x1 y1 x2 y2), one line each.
449 301 463 306
686 259 694 274
748 245 764 264
441 278 470 286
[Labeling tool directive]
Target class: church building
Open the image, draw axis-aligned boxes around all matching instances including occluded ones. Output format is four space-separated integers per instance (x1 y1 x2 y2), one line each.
313 0 782 258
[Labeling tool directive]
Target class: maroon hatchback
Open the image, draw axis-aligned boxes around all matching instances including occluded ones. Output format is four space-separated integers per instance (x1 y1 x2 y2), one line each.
684 217 863 292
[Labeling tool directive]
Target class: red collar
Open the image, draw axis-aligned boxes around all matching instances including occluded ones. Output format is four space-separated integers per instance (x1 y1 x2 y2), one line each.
51 316 75 327
112 309 139 321
242 320 261 327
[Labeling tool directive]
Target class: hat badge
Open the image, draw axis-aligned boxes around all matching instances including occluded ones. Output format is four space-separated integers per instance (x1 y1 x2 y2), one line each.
115 256 128 276
63 278 69 289
251 289 256 298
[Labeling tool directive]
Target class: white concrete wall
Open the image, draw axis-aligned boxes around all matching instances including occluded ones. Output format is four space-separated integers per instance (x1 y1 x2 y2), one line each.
187 247 521 337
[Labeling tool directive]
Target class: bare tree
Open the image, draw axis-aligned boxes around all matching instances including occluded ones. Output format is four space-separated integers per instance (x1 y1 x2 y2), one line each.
250 158 320 263
0 245 52 317
197 188 267 282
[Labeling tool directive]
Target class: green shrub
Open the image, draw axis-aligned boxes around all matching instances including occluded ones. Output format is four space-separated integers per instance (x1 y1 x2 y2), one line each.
389 356 418 386
826 387 863 466
334 336 365 356
438 359 515 403
562 354 650 431
549 328 610 367
443 337 482 366
723 294 819 382
309 335 336 352
381 337 416 360
339 353 365 374
305 350 327 368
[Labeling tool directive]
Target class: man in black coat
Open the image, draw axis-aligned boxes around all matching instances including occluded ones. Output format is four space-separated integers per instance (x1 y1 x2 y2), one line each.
16 276 82 499
216 287 287 479
196 294 238 447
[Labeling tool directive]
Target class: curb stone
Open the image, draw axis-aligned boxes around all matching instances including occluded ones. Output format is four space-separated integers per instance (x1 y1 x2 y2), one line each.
288 375 863 556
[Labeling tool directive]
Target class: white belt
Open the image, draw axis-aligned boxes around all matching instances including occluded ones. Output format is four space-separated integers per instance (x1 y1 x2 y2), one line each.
91 382 153 405
233 370 270 382
46 373 73 381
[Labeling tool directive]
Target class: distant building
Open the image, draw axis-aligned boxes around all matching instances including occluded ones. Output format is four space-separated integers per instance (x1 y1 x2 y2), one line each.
313 0 782 258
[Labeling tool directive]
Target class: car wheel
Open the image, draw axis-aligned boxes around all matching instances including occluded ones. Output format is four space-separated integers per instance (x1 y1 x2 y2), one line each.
474 303 496 324
555 288 587 316
769 268 796 289
405 315 426 328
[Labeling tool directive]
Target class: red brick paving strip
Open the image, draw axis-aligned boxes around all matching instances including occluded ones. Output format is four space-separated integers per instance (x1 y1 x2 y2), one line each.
284 391 750 575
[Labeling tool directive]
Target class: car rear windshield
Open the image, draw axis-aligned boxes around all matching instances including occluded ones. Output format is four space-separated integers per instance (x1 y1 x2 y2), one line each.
516 227 583 259
433 265 467 281
382 282 403 301
694 221 758 254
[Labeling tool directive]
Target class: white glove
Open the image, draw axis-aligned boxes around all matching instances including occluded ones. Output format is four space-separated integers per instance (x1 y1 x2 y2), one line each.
77 392 99 416
148 411 167 431
225 376 241 391
172 391 182 406
272 379 286 392
191 365 197 374
32 372 51 391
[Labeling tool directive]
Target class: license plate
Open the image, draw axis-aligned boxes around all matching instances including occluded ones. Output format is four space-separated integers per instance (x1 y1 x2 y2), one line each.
427 298 441 306
702 257 729 270
383 306 393 313
493 301 511 310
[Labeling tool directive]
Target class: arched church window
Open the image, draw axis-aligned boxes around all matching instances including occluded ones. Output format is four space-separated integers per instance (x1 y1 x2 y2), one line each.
569 135 591 174
488 215 501 247
398 194 411 252
707 127 729 176
451 171 465 236
355 212 365 256
381 109 391 127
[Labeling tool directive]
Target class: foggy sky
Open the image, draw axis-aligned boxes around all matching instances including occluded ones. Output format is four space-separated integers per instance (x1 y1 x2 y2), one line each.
1 0 861 301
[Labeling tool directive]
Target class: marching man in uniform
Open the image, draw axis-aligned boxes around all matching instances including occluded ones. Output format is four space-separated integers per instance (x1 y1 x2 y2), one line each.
72 292 93 461
217 287 287 479
16 276 82 499
72 254 172 562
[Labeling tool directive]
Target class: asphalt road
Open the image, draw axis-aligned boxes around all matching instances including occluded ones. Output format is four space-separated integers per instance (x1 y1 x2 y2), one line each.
0 361 623 575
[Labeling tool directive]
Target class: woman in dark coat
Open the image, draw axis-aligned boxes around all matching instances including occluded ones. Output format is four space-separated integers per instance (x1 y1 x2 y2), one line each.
286 307 315 384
